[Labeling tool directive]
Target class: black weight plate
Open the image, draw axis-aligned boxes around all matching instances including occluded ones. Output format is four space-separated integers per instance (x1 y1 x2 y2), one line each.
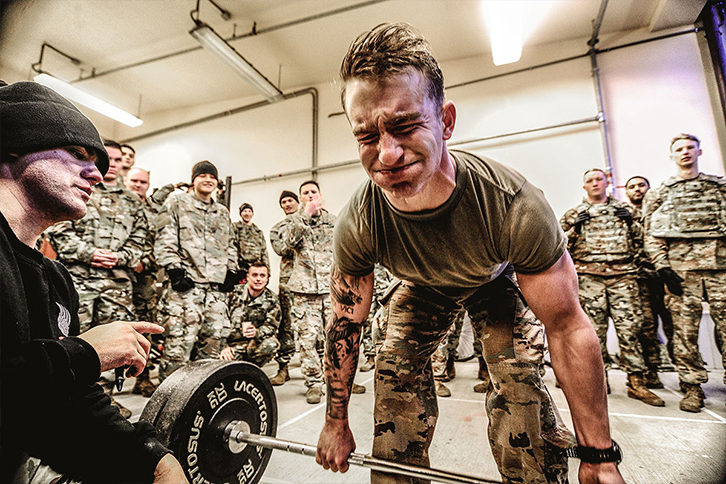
155 360 278 484
140 361 200 429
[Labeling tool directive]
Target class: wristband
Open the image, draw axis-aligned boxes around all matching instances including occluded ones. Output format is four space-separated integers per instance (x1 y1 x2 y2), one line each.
566 440 622 464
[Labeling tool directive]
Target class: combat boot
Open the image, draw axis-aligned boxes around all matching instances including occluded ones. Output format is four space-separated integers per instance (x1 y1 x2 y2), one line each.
679 383 705 413
435 380 451 398
306 384 323 404
444 356 456 381
626 373 665 407
477 356 488 380
644 370 664 389
132 368 157 397
473 371 492 394
351 383 366 394
269 363 290 386
360 355 376 372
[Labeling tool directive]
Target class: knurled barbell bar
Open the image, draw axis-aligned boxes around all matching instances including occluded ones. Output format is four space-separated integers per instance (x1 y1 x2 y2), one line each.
140 360 505 484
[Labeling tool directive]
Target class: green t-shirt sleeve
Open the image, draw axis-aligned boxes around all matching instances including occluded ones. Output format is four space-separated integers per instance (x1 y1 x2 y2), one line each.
333 194 376 277
499 181 567 274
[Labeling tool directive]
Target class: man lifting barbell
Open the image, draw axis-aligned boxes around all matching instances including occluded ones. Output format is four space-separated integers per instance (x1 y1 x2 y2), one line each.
316 23 625 484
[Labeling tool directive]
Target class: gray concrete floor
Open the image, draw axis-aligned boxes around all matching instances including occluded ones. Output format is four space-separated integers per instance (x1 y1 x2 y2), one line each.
120 356 726 484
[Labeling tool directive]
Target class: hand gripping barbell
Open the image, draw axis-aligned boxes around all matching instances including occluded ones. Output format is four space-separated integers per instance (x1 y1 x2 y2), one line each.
141 359 503 484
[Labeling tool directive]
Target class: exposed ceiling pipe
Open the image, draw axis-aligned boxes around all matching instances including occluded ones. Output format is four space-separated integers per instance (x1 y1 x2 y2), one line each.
70 0 388 84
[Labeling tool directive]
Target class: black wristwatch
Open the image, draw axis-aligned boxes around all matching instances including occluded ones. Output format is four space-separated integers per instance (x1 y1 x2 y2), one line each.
566 440 622 464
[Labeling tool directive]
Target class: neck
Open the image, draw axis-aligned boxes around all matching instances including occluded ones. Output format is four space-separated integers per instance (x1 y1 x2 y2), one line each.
104 179 118 186
248 286 264 298
678 166 699 180
385 150 457 212
0 182 49 247
630 200 643 208
243 220 253 225
587 194 608 204
195 190 212 203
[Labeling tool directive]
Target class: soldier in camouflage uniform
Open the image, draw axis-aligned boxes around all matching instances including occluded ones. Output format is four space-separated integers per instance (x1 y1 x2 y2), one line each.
561 168 663 406
359 263 394 373
118 143 135 183
643 134 726 413
155 161 239 382
625 175 673 388
319 24 625 484
221 261 281 367
268 190 300 385
234 202 269 276
49 139 147 418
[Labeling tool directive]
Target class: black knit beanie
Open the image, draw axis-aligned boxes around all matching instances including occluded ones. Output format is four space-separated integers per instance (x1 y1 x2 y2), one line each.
279 190 299 204
239 202 253 213
191 160 218 182
0 81 109 175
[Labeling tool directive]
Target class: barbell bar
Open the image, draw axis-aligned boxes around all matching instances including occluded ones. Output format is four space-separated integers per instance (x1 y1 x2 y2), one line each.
224 422 502 484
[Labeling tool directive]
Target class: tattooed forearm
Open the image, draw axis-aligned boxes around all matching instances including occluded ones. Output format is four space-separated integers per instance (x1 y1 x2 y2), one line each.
330 264 363 307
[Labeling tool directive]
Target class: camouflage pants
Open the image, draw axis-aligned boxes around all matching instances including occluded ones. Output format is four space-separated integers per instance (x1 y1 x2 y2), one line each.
275 286 296 365
230 336 280 367
71 274 135 333
643 275 674 362
132 272 159 323
577 273 645 374
431 309 465 378
291 292 329 387
361 298 383 358
637 278 665 373
157 283 231 382
373 276 573 484
667 269 726 385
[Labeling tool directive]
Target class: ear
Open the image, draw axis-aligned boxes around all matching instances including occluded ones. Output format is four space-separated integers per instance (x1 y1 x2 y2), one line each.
441 100 456 140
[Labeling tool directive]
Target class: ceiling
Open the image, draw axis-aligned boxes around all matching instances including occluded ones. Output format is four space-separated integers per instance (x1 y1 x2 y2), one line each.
0 0 708 124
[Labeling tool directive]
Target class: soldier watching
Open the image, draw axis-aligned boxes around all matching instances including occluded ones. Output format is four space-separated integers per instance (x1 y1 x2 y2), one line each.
119 143 135 180
561 168 664 406
154 160 238 381
221 261 281 367
268 190 300 386
642 133 726 412
48 138 149 418
234 202 269 277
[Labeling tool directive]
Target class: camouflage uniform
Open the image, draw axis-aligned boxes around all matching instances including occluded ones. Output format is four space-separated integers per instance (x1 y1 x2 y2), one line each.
48 183 147 332
155 191 238 381
132 198 161 324
281 208 336 388
361 264 395 359
270 215 297 366
375 268 573 484
643 173 726 385
630 204 672 373
431 309 466 378
233 221 269 274
226 284 281 367
561 197 646 374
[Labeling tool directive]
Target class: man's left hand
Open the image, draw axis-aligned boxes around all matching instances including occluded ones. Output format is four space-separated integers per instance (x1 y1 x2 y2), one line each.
614 207 632 226
578 462 625 484
90 249 119 268
153 453 189 484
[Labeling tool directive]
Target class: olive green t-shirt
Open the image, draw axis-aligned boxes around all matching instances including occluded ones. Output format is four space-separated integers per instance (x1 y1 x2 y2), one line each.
333 151 566 290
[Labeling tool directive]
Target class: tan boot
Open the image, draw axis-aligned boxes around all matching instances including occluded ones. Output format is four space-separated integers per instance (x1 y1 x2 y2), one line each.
305 384 323 404
435 380 451 397
351 383 366 394
269 364 290 386
626 373 665 407
132 368 157 397
360 355 376 372
444 356 456 381
679 383 705 413
473 371 492 394
644 370 664 389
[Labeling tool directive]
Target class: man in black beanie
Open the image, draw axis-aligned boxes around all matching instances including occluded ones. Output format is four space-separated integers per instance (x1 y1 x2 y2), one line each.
154 160 238 382
0 81 186 483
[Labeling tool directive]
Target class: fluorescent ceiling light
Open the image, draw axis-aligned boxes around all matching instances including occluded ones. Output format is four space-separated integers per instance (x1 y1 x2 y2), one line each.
484 1 524 66
33 73 143 128
190 22 284 102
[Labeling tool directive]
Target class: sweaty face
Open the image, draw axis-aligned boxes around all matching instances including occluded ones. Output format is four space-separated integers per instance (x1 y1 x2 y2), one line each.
120 146 135 170
280 196 299 215
625 178 649 205
104 146 122 182
14 147 103 223
240 208 254 223
124 169 150 197
670 139 701 171
299 183 321 206
247 266 269 293
583 170 608 201
344 70 452 200
193 173 218 198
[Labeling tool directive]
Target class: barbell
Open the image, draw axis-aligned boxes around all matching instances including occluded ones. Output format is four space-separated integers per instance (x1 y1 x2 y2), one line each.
140 359 503 484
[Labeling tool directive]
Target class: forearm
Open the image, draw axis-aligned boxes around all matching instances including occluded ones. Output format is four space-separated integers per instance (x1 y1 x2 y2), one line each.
644 235 670 270
325 265 373 421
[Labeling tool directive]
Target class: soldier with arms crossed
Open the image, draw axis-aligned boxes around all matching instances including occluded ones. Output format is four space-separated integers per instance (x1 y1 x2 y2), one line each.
316 23 624 484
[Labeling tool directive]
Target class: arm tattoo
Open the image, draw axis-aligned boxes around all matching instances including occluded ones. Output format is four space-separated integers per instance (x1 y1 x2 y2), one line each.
330 264 363 307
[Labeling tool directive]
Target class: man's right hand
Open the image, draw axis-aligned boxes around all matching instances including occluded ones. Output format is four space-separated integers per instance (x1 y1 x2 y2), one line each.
79 321 164 377
657 267 684 296
574 211 591 234
153 453 189 484
316 418 356 473
168 268 195 292
304 198 322 216
578 462 625 484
